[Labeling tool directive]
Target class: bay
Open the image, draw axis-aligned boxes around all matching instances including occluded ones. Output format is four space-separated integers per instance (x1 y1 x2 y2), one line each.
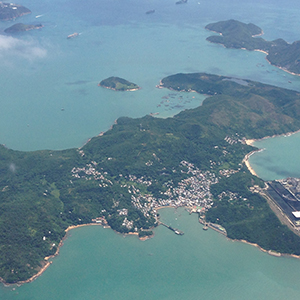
249 132 300 180
2 208 300 300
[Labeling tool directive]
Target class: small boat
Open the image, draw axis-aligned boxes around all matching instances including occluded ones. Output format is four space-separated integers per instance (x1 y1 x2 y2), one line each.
67 32 79 39
146 9 155 14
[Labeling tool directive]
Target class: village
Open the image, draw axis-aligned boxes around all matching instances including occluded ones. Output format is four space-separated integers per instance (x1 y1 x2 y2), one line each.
70 158 221 230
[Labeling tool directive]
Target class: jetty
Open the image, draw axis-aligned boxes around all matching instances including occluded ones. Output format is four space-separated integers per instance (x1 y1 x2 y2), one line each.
203 223 208 230
158 221 184 235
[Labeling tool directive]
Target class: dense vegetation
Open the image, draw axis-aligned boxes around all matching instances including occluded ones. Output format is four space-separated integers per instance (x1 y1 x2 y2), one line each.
206 19 300 75
99 77 140 91
2 72 300 283
206 169 300 254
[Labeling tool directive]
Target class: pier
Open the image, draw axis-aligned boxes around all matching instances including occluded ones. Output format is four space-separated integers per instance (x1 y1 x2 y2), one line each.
158 221 184 235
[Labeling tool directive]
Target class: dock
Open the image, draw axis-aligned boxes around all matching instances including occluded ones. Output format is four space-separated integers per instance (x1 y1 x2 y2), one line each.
158 221 184 235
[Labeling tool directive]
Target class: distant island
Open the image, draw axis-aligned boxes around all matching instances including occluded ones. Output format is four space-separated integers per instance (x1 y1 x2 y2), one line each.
4 23 43 33
98 76 140 91
3 72 300 284
0 2 31 21
206 19 300 76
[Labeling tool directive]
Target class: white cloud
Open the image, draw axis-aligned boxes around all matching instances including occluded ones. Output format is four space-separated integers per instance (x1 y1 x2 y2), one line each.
0 35 47 60
8 163 16 173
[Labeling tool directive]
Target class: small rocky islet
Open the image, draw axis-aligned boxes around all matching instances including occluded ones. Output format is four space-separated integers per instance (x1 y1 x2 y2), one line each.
98 76 140 91
4 23 43 33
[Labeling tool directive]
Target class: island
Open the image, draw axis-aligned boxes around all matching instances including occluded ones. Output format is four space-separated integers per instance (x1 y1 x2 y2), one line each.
205 19 300 75
3 72 300 284
0 2 31 21
4 23 43 33
98 76 140 91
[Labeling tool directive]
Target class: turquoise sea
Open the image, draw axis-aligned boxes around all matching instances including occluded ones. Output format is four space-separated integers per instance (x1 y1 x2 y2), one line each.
2 0 300 299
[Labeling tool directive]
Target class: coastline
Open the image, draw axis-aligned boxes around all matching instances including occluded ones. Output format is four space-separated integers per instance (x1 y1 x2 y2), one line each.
245 128 300 146
198 211 300 260
232 238 300 259
4 199 300 286
98 84 141 92
243 146 264 177
232 239 284 257
1 223 105 286
11 221 158 285
254 49 268 55
204 217 300 259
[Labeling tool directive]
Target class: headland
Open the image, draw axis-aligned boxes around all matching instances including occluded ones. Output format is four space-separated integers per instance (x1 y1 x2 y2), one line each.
0 2 31 21
206 19 300 75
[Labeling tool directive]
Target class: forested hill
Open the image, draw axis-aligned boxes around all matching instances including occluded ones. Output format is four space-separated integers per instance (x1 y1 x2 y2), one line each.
2 73 300 284
206 19 300 75
159 73 300 138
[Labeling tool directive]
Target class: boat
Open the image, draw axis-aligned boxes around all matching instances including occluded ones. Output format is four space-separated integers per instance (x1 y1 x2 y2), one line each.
146 9 155 14
67 32 79 39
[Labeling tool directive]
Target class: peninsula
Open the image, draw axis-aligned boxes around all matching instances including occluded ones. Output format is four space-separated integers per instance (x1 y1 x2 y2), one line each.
98 76 140 91
0 2 31 20
2 73 300 284
4 23 43 33
206 19 300 75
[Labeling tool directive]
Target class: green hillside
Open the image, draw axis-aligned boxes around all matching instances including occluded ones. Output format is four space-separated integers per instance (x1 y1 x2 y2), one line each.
206 19 300 75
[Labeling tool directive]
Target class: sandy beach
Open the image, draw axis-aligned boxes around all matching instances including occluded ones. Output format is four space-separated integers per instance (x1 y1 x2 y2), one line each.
243 146 261 177
245 139 256 146
244 159 258 177
254 49 268 55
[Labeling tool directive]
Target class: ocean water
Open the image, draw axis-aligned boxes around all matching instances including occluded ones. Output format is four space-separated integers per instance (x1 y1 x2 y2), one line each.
1 0 300 299
1 0 300 151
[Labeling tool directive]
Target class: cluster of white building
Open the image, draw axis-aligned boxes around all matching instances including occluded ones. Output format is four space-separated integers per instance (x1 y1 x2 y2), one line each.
217 190 248 202
224 134 244 145
130 161 219 217
71 162 113 187
71 158 240 226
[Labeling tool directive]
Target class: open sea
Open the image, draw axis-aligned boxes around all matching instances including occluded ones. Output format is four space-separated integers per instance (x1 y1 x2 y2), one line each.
1 0 300 299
